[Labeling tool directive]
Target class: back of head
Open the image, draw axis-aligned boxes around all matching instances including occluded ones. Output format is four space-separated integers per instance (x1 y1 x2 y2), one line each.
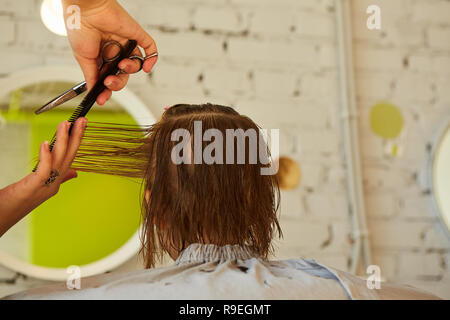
74 103 281 268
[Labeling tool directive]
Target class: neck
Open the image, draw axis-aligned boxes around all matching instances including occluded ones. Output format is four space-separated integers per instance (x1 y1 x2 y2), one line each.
175 243 258 265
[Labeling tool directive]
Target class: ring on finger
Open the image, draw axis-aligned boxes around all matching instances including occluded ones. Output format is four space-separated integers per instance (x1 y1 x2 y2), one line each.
144 52 158 60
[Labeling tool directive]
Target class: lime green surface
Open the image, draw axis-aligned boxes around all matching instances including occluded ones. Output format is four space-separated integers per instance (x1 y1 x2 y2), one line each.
2 109 142 268
370 102 404 139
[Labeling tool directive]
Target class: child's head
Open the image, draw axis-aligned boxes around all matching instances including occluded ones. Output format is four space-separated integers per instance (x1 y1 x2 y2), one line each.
74 103 281 268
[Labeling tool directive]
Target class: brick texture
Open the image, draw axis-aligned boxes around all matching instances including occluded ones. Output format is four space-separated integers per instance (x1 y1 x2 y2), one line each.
0 0 448 299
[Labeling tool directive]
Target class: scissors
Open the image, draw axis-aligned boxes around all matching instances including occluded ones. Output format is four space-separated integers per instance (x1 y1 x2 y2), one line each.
35 40 158 115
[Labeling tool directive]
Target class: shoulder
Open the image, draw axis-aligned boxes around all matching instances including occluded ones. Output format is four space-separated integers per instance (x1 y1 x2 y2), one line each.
314 261 441 300
274 257 440 300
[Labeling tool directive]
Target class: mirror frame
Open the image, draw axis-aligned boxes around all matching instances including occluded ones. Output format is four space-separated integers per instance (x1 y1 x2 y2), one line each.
428 118 450 242
0 65 155 281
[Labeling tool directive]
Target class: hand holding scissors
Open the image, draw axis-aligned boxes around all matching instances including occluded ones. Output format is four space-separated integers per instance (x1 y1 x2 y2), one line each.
61 0 157 106
35 40 158 114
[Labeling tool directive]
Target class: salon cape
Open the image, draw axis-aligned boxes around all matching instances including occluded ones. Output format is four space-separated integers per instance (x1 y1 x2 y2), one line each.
5 243 440 300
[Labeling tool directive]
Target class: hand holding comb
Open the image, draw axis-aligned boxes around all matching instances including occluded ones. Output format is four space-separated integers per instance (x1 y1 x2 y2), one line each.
33 39 138 172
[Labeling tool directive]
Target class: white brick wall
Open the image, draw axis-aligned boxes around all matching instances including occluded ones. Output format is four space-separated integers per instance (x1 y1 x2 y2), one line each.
0 0 449 299
194 6 244 32
411 0 450 24
353 0 450 298
0 15 14 45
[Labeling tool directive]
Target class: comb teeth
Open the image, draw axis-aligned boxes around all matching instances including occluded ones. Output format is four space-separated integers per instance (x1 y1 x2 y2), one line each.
68 105 85 123
49 134 57 150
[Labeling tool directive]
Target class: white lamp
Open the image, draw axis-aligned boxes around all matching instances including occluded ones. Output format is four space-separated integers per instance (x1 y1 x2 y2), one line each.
40 0 67 36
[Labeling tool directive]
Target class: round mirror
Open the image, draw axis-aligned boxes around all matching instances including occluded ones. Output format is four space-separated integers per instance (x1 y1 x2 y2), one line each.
0 66 155 280
430 120 450 240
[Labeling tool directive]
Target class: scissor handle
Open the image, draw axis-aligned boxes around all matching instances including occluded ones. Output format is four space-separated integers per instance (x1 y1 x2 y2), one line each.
100 40 124 64
100 41 158 74
123 52 159 73
69 39 138 124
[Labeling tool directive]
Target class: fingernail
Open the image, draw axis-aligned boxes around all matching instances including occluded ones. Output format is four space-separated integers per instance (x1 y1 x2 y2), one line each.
43 141 49 150
79 117 87 127
105 79 112 86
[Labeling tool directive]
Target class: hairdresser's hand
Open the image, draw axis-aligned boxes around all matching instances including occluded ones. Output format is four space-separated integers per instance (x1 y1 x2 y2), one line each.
62 0 158 105
0 118 87 237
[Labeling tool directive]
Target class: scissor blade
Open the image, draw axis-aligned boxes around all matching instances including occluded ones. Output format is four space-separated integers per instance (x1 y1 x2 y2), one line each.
34 82 87 115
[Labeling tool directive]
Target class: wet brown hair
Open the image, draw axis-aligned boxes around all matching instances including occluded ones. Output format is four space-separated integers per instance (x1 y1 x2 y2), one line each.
73 103 281 268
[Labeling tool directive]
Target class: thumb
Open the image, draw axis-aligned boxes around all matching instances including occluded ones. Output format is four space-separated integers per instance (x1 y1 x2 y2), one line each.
35 141 52 180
